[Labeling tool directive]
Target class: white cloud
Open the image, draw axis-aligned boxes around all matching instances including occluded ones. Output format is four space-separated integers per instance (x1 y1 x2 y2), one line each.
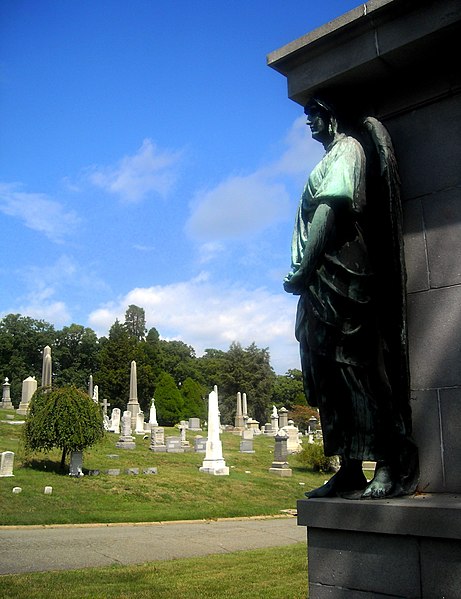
0 183 80 242
9 255 109 328
186 172 290 241
185 116 323 242
14 301 72 328
88 139 182 203
88 274 300 374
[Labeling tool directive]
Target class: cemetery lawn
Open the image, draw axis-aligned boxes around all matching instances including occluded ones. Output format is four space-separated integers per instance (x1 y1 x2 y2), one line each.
0 542 308 598
0 411 327 526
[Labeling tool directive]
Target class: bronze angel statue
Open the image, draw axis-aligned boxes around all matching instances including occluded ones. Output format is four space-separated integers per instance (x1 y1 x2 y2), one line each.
284 96 418 499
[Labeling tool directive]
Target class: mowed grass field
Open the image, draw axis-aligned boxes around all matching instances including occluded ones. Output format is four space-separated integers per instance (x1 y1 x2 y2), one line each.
0 408 326 526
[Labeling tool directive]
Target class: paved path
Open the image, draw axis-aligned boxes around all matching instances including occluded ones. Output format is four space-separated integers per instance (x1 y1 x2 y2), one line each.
0 516 305 575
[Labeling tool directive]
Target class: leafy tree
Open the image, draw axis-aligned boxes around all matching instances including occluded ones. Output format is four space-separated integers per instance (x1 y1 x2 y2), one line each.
0 314 55 404
154 372 184 426
23 385 104 470
272 368 306 410
159 339 202 385
198 342 275 425
124 304 146 341
96 320 137 410
54 324 99 389
289 404 319 432
180 377 207 420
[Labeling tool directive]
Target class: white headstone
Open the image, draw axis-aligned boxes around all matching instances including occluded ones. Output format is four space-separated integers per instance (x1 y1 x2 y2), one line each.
199 388 229 475
0 451 14 477
44 486 53 494
110 408 121 434
17 376 37 415
135 412 145 434
149 398 158 427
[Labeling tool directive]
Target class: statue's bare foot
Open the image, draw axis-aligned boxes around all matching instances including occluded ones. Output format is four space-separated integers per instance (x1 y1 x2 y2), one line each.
305 466 367 499
361 464 394 498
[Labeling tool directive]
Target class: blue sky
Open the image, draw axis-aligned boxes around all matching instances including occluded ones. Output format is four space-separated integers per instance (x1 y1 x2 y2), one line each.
0 0 360 374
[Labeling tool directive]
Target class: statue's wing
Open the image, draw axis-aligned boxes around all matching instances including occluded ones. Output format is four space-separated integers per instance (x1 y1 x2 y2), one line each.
362 117 411 427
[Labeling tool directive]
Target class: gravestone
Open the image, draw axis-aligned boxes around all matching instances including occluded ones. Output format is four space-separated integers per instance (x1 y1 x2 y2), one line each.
17 376 37 415
1 378 13 410
41 346 52 388
135 412 145 435
278 407 289 429
240 429 255 454
194 436 207 453
247 418 261 434
242 392 248 419
188 417 201 431
150 426 166 452
126 360 140 430
149 397 158 427
284 420 303 454
234 392 245 429
115 411 136 449
0 451 14 477
69 451 84 477
270 407 279 436
179 422 190 448
269 434 292 477
166 436 184 453
110 408 121 434
199 387 229 475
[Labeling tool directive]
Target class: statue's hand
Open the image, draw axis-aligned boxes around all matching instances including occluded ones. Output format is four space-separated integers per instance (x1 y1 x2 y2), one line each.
283 270 304 294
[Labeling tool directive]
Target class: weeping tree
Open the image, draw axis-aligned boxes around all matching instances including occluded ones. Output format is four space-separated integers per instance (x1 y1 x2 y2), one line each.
23 385 104 470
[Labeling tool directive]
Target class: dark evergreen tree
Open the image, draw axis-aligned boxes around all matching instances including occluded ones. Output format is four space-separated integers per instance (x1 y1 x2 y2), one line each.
154 372 184 426
124 305 147 341
180 377 207 420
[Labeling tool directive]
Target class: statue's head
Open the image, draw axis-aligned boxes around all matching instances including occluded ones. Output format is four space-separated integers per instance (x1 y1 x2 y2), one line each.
304 96 340 145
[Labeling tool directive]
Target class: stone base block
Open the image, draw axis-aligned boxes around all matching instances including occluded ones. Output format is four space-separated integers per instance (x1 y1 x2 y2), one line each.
149 446 166 452
297 494 461 598
269 467 292 477
199 466 230 476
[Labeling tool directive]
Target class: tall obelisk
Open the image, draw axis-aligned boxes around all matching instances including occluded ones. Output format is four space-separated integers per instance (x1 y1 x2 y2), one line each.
199 386 229 476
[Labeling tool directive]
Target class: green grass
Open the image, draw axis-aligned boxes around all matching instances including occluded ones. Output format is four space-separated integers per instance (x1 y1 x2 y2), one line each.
0 543 308 598
0 409 326 526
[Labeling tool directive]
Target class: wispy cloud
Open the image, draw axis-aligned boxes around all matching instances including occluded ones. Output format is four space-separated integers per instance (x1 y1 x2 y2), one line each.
8 255 109 328
88 139 182 203
0 183 80 242
88 273 300 374
185 116 322 243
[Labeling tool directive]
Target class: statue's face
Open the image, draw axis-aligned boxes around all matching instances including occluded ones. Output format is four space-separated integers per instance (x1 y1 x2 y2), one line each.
305 106 330 144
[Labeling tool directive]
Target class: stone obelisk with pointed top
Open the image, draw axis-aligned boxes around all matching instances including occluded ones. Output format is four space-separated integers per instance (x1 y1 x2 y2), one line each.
41 346 52 389
200 386 229 476
234 391 244 429
127 360 141 430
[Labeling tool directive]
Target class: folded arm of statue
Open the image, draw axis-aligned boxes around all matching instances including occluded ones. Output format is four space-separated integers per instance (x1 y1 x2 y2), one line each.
283 201 335 294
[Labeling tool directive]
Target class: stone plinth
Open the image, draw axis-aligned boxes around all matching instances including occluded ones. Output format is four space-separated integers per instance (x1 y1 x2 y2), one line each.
298 495 461 598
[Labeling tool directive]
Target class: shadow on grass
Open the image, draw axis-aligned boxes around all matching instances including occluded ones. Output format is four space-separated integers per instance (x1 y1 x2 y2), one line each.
23 458 67 474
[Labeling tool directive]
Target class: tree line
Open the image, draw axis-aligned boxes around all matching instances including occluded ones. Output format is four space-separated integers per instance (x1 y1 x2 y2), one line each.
0 306 314 427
